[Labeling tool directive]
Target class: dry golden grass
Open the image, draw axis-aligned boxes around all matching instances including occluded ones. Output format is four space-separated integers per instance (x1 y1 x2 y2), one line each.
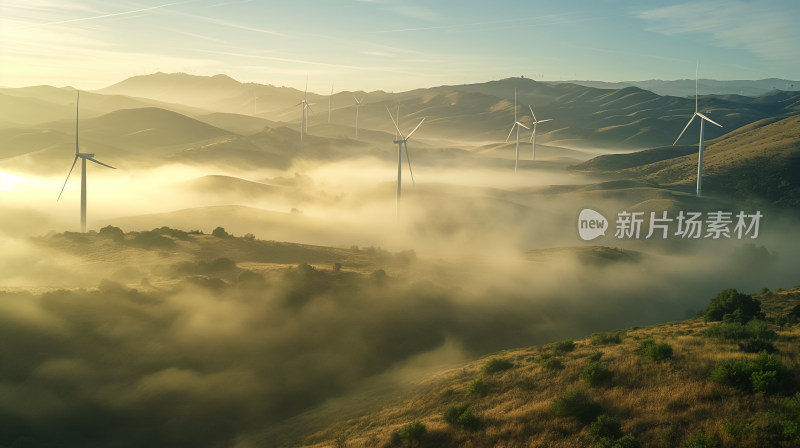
296 288 800 448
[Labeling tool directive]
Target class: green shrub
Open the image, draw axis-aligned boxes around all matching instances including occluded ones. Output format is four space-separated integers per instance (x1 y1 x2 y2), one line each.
395 421 426 448
443 404 480 430
684 429 720 448
581 362 613 387
703 288 764 323
710 351 789 393
613 433 640 448
635 339 673 361
550 389 603 423
739 338 777 354
782 393 800 441
588 414 622 444
552 339 576 355
542 357 564 371
591 331 625 345
467 378 490 396
482 358 514 374
703 319 777 341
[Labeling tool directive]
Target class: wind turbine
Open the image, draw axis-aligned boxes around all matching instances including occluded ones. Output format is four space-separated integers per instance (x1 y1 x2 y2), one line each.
505 88 529 172
672 64 722 197
295 76 313 142
528 105 552 160
57 91 116 233
353 95 365 137
386 106 424 217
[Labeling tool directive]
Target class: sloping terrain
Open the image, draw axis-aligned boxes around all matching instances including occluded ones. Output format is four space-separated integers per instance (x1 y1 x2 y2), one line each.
575 114 800 206
286 289 800 448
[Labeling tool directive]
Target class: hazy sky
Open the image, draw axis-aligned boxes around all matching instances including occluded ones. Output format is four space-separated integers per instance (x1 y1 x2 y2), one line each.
1 0 798 92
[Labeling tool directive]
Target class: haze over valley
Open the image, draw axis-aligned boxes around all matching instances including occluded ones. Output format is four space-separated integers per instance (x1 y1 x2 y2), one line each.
2 1 800 446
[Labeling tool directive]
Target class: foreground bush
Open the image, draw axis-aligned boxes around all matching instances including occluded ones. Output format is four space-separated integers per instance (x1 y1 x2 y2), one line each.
710 351 790 393
550 389 603 423
443 403 480 430
581 362 613 387
588 414 639 447
482 358 514 374
393 421 426 448
703 288 764 323
635 339 673 361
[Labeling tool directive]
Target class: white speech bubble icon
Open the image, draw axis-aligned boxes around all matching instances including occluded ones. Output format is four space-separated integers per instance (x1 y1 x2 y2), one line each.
578 209 608 241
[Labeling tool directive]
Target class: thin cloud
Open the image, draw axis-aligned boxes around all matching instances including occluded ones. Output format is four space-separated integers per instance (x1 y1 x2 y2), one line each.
12 1 192 29
638 1 800 62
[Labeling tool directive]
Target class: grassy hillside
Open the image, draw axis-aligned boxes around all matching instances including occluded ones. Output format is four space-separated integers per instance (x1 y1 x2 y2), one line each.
292 288 800 448
575 114 800 207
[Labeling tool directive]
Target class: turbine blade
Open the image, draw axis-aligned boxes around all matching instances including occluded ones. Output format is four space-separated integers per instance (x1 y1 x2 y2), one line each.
673 114 696 145
404 142 415 185
87 157 116 169
57 156 79 201
386 106 404 139
528 104 536 122
536 118 553 123
530 125 535 143
75 91 80 155
696 112 723 128
405 117 425 139
517 121 530 130
505 123 516 142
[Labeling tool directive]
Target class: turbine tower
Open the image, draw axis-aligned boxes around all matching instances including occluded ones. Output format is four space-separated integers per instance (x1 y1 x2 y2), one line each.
672 64 722 197
353 95 365 137
386 106 424 217
57 91 116 233
505 88 529 172
295 76 313 142
528 105 552 160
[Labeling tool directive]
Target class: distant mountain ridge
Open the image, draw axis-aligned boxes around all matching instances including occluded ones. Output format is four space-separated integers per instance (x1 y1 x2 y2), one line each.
559 78 800 98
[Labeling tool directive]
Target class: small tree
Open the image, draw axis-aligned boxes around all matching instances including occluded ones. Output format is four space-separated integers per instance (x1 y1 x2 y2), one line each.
212 226 230 238
703 288 764 323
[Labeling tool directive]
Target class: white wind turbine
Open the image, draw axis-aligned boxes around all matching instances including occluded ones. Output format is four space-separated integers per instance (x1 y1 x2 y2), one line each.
528 105 552 160
353 95 365 137
57 91 116 233
295 76 313 142
386 106 424 217
672 64 722 197
505 88 529 172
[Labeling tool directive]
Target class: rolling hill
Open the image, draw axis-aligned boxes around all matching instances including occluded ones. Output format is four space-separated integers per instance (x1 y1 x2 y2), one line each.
275 288 800 448
574 114 800 206
94 73 800 149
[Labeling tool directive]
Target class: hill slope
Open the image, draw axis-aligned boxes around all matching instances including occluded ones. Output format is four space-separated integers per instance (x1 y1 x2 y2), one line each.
575 114 800 206
284 289 800 448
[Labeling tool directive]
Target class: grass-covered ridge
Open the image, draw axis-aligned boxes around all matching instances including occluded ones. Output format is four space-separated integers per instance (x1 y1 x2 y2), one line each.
301 287 800 448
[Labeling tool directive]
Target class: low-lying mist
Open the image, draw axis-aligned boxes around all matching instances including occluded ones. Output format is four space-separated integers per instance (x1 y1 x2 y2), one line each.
1 152 799 447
